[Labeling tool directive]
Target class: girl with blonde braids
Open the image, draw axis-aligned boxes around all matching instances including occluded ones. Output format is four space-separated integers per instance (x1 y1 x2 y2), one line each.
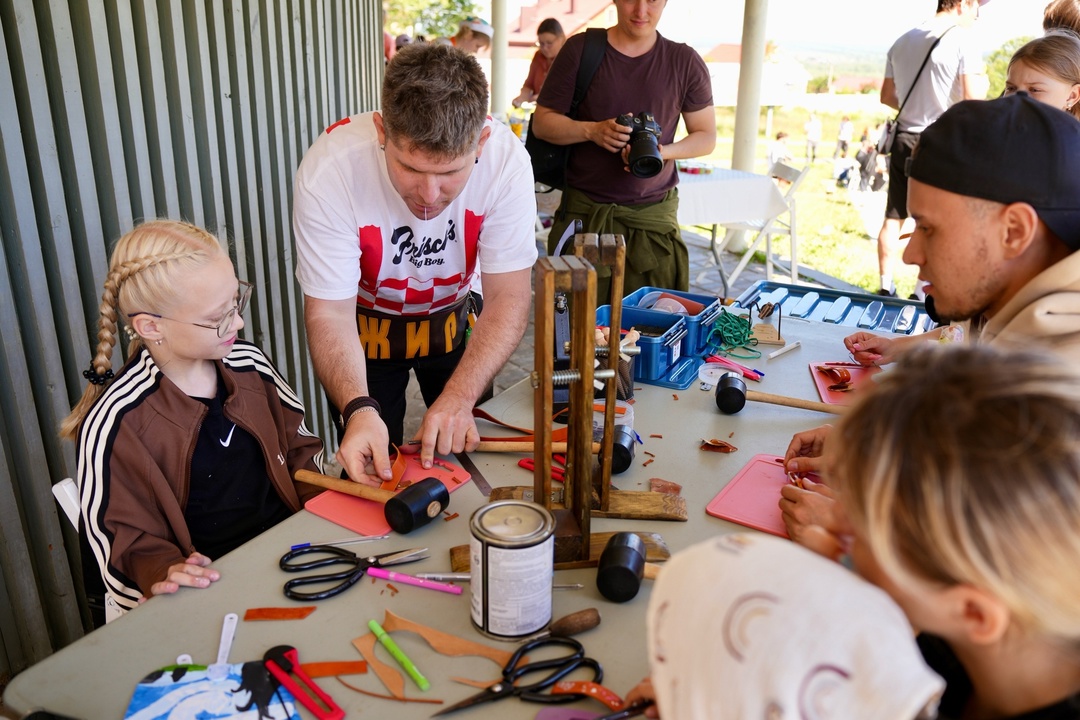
63 220 323 621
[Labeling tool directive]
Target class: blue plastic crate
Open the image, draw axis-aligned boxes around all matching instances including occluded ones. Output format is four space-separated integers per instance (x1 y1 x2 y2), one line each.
596 305 702 390
622 286 723 356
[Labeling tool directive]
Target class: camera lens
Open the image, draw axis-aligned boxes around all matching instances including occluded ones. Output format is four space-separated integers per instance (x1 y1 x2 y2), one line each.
625 112 663 178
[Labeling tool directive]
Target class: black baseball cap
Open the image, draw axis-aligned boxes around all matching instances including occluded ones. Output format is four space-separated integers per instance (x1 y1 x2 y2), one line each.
909 93 1080 250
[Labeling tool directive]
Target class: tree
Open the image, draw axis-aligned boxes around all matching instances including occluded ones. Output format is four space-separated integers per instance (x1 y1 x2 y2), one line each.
807 75 830 94
984 36 1033 99
385 0 480 41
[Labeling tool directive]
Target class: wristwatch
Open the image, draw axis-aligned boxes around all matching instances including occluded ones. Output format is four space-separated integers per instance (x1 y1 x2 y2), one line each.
339 395 382 430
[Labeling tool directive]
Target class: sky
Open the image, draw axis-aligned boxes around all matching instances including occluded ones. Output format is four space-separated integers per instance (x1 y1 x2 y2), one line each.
654 0 1045 54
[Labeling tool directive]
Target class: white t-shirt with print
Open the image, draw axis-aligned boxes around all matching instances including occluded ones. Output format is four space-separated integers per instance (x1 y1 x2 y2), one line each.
293 112 537 315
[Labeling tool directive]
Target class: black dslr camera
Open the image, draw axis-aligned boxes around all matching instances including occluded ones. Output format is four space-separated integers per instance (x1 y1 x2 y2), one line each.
616 111 664 178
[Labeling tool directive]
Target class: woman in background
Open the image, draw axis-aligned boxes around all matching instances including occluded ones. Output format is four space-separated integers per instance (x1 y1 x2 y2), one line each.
512 18 566 108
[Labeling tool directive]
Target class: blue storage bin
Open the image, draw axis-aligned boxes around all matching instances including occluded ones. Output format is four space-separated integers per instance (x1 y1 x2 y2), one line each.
596 305 701 389
623 286 723 356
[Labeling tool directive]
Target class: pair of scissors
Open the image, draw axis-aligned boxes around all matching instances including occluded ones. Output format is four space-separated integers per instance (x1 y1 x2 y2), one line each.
278 545 428 601
432 636 602 716
518 454 567 482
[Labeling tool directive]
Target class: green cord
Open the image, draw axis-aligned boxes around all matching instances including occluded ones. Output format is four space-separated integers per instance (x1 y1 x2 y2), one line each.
706 308 761 358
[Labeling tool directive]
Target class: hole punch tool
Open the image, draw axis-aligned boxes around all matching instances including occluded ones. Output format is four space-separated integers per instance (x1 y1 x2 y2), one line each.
264 644 344 720
431 636 603 716
279 545 429 601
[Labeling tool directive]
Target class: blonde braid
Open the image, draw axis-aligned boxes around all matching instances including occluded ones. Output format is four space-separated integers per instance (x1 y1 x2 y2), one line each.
59 247 210 441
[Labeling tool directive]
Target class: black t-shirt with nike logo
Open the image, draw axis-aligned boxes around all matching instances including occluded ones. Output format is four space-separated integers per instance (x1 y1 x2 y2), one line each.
185 371 291 560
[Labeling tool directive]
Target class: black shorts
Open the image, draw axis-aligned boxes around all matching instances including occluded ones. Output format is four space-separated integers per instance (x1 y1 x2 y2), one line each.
885 131 920 220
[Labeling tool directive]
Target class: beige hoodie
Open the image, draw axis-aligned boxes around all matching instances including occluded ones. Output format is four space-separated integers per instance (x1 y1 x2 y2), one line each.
976 251 1080 360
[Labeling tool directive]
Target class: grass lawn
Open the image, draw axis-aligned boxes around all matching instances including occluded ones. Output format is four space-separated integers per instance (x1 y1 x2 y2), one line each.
691 106 920 298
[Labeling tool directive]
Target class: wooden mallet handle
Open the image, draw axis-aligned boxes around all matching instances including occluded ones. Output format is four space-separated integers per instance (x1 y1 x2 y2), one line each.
745 390 844 415
295 469 395 504
716 374 844 416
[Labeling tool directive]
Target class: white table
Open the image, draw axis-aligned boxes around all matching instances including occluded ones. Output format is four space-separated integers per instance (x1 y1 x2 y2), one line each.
5 320 873 719
675 167 787 228
677 167 792 297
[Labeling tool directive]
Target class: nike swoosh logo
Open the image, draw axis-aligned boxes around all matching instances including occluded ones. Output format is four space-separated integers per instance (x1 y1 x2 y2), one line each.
220 424 237 448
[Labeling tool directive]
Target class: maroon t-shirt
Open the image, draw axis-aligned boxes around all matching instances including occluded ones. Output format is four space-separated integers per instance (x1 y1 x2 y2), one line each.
537 31 713 205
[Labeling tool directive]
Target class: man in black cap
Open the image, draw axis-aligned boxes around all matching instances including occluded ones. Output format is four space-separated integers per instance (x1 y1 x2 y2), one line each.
846 92 1080 365
780 93 1080 548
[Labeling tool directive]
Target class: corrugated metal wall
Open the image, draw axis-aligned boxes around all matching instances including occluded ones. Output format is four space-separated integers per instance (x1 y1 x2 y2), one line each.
0 0 381 676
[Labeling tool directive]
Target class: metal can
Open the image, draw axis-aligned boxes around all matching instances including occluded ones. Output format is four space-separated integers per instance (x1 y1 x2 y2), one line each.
469 500 555 639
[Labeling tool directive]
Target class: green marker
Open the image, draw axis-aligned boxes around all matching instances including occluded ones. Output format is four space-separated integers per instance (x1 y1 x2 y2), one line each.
369 618 430 691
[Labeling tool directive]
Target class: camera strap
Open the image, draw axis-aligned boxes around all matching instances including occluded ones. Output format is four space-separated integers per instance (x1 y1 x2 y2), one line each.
568 28 608 120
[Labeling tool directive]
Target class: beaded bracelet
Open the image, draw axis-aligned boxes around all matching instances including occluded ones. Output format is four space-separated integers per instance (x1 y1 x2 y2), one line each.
339 395 382 429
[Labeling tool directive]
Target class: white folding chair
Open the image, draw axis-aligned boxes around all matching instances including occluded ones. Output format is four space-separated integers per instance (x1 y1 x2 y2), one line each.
52 477 80 528
711 161 810 297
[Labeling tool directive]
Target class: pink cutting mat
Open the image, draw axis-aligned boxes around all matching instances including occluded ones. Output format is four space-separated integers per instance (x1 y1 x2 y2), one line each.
809 363 881 405
706 454 821 538
304 454 471 536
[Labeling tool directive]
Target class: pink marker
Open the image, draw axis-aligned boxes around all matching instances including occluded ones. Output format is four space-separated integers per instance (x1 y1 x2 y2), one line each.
366 567 463 595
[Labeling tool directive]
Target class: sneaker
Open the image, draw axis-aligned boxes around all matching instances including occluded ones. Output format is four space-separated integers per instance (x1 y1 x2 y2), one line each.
876 288 897 297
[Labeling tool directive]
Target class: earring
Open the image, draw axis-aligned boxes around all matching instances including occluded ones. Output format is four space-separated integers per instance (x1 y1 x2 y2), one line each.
379 144 385 150
155 339 162 346
124 326 137 340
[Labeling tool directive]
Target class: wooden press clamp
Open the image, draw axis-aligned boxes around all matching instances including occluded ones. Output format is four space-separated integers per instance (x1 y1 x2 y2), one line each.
449 235 681 573
526 234 688 565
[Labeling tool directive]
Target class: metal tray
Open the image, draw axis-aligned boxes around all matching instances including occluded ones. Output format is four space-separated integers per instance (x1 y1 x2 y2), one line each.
735 281 935 336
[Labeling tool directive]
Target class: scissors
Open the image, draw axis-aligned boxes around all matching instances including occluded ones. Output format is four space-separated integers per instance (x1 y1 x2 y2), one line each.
278 545 428 601
518 454 567 482
432 636 602 716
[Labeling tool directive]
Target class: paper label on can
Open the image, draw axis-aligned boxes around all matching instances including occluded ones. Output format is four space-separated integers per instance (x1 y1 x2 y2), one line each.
471 535 554 636
469 535 484 627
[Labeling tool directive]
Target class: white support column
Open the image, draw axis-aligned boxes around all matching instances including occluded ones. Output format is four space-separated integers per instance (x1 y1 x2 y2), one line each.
490 0 508 117
732 0 769 172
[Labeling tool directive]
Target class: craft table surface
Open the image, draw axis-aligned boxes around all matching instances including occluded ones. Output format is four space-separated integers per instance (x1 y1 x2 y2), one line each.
5 319 887 719
675 167 788 227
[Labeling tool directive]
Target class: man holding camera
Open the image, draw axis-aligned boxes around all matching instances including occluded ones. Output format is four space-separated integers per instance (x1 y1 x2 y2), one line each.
532 0 715 299
293 44 537 483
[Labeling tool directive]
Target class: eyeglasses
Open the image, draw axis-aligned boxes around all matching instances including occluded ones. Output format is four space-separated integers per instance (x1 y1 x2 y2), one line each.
130 281 254 338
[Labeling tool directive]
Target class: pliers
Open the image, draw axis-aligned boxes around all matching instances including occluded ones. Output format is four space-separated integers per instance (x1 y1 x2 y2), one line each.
518 454 567 482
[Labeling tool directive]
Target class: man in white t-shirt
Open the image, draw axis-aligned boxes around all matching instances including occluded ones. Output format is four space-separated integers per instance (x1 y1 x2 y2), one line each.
804 113 822 164
875 0 987 297
293 43 538 482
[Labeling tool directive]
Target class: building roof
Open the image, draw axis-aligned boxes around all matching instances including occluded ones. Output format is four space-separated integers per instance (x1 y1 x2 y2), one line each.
703 43 743 63
505 0 612 57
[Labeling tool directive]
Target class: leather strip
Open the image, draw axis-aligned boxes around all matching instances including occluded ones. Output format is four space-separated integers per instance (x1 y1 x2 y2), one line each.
551 680 625 710
243 606 317 621
302 661 368 677
472 407 569 443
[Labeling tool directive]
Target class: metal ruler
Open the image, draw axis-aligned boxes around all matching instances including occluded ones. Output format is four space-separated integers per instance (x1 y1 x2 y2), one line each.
454 452 492 497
